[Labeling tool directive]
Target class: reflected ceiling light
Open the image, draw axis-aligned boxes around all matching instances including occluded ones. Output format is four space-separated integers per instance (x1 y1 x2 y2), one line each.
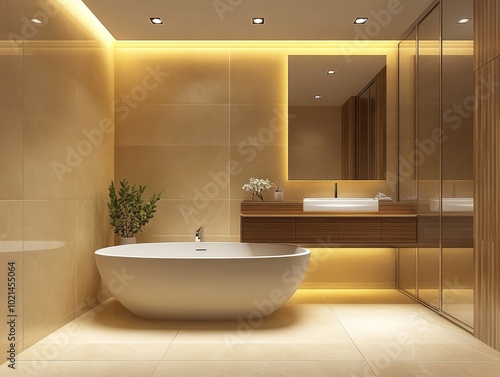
314 95 322 99
30 18 43 24
353 17 369 25
326 70 336 75
149 17 164 25
457 18 471 24
252 17 265 25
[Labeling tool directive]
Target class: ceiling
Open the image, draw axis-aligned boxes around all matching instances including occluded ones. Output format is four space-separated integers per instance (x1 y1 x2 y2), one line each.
82 0 437 41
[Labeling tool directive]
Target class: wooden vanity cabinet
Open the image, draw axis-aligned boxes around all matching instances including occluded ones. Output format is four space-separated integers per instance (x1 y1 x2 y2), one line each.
240 202 417 247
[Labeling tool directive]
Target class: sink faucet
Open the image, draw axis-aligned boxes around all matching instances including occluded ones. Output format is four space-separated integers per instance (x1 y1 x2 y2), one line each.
334 182 338 198
195 226 203 242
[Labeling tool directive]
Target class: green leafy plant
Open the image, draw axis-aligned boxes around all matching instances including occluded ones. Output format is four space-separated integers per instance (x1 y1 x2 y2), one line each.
108 179 162 238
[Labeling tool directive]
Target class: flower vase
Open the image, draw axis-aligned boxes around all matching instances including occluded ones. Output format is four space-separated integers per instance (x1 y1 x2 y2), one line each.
251 192 264 201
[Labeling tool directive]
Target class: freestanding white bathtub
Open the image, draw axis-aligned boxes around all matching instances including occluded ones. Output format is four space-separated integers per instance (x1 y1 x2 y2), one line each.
95 242 310 320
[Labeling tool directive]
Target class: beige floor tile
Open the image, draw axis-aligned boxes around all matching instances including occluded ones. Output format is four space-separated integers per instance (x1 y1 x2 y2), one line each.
320 289 416 304
5 289 500 377
38 299 183 344
0 361 159 377
368 361 500 377
174 310 352 344
152 361 376 377
275 290 333 313
163 343 363 361
357 342 500 361
335 311 479 345
19 343 171 361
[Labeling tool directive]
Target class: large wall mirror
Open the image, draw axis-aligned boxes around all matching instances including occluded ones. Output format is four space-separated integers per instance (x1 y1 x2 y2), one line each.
288 55 387 180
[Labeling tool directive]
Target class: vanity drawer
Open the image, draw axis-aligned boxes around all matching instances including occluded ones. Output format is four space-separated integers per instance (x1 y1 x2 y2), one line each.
382 217 417 243
337 217 382 243
295 217 337 244
240 217 295 243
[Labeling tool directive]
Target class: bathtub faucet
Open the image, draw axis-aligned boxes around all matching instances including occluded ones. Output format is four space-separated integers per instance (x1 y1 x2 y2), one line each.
195 226 204 242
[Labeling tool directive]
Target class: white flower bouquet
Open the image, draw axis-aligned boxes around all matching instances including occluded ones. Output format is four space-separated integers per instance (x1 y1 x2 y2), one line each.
242 178 275 201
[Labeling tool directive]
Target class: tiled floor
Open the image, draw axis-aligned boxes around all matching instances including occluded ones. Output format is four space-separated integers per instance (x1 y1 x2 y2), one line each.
2 289 500 376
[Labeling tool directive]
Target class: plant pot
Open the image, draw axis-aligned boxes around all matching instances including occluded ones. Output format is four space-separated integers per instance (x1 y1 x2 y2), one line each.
119 237 136 245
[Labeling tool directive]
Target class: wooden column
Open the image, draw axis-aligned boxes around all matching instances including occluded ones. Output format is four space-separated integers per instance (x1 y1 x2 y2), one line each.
474 0 500 351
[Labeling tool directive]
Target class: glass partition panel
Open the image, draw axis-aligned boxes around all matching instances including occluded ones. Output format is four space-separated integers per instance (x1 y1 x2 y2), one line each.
398 28 417 297
441 0 474 327
416 3 441 310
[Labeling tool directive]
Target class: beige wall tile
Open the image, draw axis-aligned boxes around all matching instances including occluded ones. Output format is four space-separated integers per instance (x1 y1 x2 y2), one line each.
114 48 229 104
137 199 230 241
23 54 77 199
23 200 77 342
76 199 112 314
0 0 22 40
116 104 229 147
0 201 23 241
229 199 243 238
6 0 115 353
77 39 114 100
230 50 287 104
115 146 230 200
0 250 24 360
230 104 287 147
76 84 114 199
0 54 23 113
0 109 23 199
301 248 396 289
230 145 289 201
0 201 24 359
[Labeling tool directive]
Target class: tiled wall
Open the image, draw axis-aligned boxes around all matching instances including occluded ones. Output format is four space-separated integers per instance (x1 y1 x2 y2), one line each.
474 0 500 351
114 42 399 243
114 42 399 288
0 0 114 355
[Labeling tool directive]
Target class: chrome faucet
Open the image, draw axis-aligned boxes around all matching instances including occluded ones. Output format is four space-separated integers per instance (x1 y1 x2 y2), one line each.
195 226 203 242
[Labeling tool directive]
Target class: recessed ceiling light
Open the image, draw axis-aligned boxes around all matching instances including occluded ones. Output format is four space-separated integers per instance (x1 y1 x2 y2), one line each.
30 18 43 24
314 95 322 99
326 70 336 75
252 17 265 25
149 17 164 25
353 17 369 25
457 18 471 24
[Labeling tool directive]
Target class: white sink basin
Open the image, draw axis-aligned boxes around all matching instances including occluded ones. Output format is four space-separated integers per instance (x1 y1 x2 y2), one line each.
429 198 473 212
303 198 379 212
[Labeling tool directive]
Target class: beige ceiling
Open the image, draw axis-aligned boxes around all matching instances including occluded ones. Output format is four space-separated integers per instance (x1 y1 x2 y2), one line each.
82 0 437 41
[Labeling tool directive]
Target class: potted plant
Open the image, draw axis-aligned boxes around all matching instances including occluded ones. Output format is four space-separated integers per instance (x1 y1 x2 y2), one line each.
107 179 163 244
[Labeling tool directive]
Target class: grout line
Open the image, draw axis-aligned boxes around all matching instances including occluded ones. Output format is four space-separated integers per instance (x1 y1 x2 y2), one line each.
158 321 185 361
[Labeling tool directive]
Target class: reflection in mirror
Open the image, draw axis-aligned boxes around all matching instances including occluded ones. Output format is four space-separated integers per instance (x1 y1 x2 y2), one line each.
288 55 386 180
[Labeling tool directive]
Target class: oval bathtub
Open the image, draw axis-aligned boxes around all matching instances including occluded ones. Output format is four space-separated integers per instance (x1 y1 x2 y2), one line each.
95 242 310 320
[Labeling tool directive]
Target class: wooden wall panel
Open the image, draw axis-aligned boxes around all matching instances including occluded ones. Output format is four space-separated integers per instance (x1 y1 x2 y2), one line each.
474 0 500 69
474 0 500 350
341 96 357 179
375 66 387 179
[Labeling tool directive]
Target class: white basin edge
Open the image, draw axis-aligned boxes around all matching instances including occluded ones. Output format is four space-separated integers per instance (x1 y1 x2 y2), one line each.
303 198 379 212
